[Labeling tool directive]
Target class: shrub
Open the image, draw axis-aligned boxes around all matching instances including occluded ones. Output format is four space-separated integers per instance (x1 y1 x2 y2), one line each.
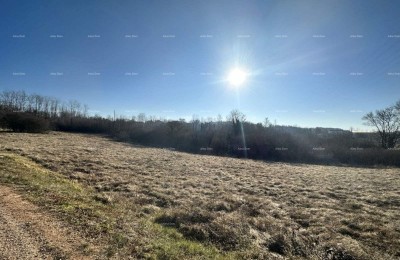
4 112 50 133
0 111 6 129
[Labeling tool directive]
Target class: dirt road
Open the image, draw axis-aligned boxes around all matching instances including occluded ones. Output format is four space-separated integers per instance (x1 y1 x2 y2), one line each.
0 185 96 260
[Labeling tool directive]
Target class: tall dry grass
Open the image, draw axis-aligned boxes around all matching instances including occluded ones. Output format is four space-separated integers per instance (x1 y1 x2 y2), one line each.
1 132 399 259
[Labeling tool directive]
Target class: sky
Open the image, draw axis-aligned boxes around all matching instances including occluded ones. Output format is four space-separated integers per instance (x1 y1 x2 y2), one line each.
1 0 399 131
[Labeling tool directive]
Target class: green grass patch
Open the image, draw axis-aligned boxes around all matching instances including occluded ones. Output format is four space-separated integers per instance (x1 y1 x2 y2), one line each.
141 219 236 260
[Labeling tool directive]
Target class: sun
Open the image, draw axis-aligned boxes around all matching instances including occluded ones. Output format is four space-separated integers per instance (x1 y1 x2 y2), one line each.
227 68 248 87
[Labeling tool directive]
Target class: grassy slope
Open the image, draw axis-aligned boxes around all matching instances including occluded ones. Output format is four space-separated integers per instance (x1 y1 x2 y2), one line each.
0 152 232 259
0 131 399 259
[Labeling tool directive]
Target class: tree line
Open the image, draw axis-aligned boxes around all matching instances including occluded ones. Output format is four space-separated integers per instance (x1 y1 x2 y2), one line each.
0 90 88 118
1 90 399 166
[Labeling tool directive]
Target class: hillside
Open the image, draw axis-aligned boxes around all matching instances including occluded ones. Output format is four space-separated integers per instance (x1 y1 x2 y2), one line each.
0 131 399 259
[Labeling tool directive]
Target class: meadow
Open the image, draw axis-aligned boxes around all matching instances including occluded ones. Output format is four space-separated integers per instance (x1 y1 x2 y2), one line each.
0 131 399 259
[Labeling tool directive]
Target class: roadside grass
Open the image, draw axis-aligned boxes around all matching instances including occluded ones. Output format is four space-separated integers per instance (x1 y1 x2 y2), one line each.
0 152 232 259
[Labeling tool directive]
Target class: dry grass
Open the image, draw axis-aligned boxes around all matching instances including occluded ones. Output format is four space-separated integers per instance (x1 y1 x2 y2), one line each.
1 131 399 259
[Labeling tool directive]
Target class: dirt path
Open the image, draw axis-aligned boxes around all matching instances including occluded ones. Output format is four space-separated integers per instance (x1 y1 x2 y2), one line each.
0 185 97 260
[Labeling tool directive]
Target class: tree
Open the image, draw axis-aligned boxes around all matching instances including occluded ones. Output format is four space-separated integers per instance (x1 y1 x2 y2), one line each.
264 117 272 128
228 109 246 135
363 103 400 148
228 110 246 125
137 113 147 123
396 100 400 113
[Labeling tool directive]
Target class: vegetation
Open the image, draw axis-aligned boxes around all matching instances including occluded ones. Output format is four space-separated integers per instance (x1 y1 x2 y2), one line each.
0 132 399 259
1 112 50 133
362 100 400 149
0 151 231 259
1 90 399 166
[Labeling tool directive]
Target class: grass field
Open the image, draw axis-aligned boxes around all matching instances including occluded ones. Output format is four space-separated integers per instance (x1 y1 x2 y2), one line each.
0 131 399 259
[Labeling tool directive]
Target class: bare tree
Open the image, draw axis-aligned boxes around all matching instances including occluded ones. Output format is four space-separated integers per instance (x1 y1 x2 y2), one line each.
137 113 147 123
42 96 51 117
15 90 27 111
264 117 272 128
49 98 60 118
68 100 81 117
191 114 201 132
217 114 223 123
148 115 157 122
0 91 14 110
395 100 400 113
228 109 246 125
363 104 400 148
27 94 35 113
83 104 89 118
228 109 246 135
34 94 43 114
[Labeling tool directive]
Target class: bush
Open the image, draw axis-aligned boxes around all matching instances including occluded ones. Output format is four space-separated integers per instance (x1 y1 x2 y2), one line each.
0 111 6 129
4 112 50 133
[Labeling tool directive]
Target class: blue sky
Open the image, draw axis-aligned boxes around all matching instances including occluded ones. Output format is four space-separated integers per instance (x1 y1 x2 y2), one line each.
1 0 399 130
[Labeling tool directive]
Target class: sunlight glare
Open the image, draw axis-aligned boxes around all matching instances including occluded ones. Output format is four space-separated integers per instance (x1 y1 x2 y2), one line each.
227 68 248 87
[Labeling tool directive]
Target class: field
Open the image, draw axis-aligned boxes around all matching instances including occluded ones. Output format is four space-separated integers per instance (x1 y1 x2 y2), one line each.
0 131 399 259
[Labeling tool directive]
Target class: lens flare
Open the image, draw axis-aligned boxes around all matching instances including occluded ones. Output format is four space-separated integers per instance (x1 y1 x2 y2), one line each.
227 68 247 86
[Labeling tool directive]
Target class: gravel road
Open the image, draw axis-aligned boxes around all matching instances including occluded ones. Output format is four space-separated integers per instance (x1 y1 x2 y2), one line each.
0 185 97 260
